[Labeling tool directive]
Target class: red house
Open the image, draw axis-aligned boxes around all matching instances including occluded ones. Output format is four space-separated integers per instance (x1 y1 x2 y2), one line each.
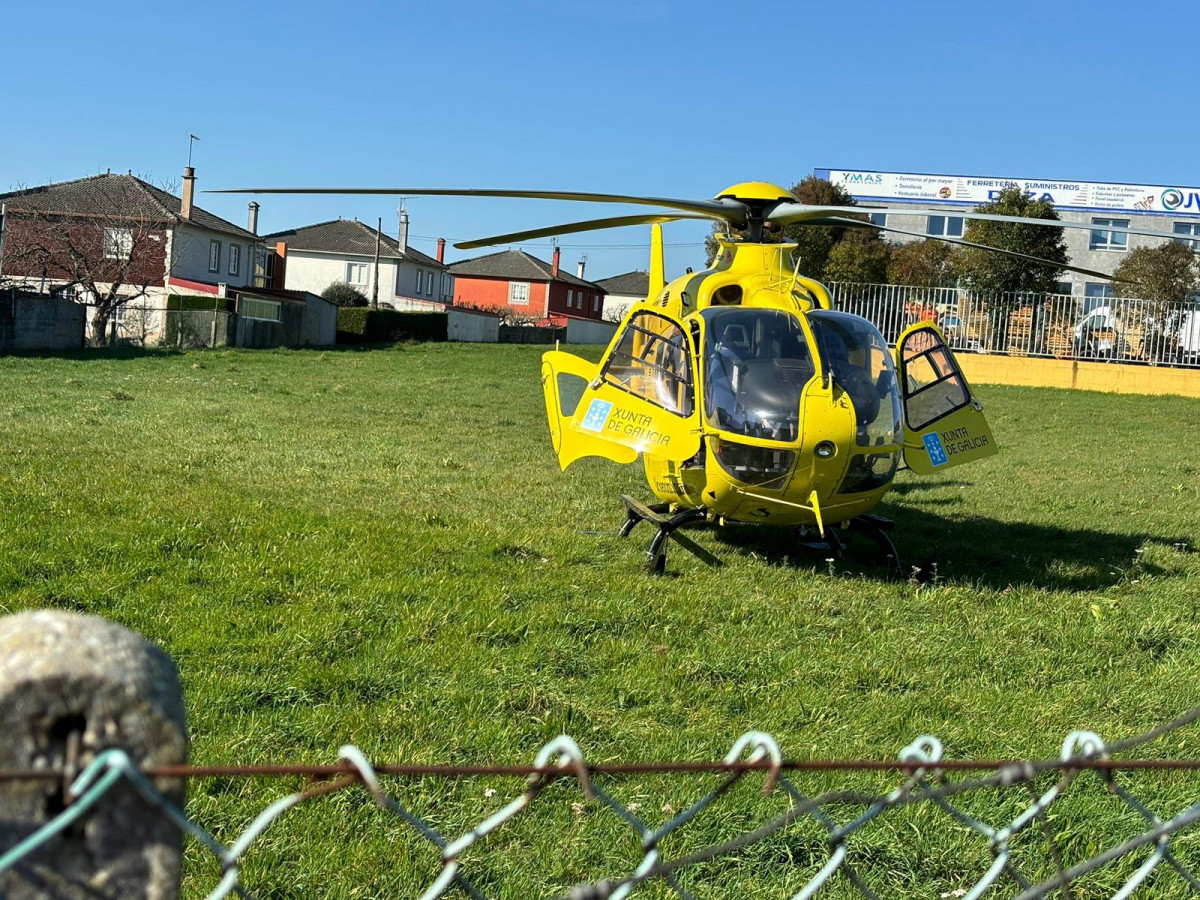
448 247 606 321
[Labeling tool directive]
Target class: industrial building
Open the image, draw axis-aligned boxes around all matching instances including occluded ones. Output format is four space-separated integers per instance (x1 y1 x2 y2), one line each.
815 167 1200 308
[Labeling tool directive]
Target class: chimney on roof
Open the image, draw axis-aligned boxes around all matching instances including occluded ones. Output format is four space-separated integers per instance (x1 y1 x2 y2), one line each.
551 245 561 279
576 254 587 279
398 206 409 253
273 241 287 289
247 202 259 235
436 237 446 264
181 166 196 220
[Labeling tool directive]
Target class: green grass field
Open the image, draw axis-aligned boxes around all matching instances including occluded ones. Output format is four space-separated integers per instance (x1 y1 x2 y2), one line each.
2 344 1199 898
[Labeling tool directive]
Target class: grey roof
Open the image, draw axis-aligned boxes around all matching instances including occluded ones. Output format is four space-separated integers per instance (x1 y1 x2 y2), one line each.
595 270 650 296
0 173 257 240
448 249 604 290
262 219 444 269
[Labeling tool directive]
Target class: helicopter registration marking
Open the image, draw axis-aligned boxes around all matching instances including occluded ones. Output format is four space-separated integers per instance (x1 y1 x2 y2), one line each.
580 399 614 432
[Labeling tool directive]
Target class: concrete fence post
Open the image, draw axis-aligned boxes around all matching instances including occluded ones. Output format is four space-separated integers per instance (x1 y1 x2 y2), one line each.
0 611 188 899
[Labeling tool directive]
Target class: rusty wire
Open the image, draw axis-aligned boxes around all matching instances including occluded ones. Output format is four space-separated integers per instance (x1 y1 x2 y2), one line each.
4 707 1200 899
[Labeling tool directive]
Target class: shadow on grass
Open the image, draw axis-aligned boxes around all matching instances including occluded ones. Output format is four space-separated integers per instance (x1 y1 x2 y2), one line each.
0 346 187 362
685 508 1188 592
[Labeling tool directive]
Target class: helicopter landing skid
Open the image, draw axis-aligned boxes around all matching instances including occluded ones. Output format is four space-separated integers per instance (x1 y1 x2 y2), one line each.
619 496 721 574
797 514 902 575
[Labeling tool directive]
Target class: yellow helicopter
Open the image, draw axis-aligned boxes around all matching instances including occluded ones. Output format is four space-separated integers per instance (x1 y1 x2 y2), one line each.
216 180 1183 573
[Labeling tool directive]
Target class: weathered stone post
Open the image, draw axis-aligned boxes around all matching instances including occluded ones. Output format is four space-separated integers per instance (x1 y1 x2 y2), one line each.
0 610 188 899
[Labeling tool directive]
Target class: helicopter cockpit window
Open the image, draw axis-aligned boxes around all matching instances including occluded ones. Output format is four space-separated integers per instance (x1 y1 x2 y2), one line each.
602 312 694 416
700 308 815 443
899 328 970 431
808 311 902 447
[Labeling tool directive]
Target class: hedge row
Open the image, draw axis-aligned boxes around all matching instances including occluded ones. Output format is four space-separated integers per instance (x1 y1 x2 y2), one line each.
336 309 448 344
165 294 236 313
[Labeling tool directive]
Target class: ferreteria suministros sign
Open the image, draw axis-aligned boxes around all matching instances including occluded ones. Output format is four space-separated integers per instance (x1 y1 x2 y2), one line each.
814 168 1200 217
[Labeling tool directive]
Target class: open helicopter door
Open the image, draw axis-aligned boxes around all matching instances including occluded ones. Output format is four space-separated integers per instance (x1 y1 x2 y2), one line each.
895 323 997 476
542 309 702 471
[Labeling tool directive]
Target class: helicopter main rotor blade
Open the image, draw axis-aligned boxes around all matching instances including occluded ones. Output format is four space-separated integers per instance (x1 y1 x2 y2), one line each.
454 212 715 250
770 202 1190 244
821 216 1125 282
209 186 745 224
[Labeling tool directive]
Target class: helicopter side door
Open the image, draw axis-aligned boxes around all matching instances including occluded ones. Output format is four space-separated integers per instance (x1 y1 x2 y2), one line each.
541 309 702 471
894 322 998 476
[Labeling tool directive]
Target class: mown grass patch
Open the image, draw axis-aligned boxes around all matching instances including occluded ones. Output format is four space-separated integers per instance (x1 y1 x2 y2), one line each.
1 344 1199 897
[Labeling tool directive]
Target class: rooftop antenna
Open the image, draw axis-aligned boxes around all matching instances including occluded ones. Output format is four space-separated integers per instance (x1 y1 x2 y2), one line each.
188 133 201 167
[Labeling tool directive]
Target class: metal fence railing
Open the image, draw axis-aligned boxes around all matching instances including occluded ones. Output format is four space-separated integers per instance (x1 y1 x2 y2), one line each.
828 283 1200 369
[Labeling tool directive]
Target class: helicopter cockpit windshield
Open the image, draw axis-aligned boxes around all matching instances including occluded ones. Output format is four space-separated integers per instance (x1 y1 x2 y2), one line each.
807 311 902 447
701 308 815 442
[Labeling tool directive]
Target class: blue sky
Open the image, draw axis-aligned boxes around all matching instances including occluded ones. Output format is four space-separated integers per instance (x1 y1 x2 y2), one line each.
3 0 1197 280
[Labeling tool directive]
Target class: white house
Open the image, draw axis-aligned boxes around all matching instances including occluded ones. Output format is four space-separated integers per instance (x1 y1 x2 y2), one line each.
263 211 451 310
594 270 650 321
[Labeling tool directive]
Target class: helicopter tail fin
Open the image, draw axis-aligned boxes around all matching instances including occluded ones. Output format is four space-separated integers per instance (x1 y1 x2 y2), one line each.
648 224 665 299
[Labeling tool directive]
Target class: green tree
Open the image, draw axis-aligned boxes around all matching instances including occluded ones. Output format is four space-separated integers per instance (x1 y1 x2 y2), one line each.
955 187 1067 296
704 175 878 281
888 240 959 288
322 281 369 307
824 238 891 285
1112 241 1200 305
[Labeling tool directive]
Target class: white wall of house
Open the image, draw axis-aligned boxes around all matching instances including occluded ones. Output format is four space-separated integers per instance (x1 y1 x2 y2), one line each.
601 291 641 322
169 224 258 288
281 252 398 301
397 261 452 304
279 249 451 306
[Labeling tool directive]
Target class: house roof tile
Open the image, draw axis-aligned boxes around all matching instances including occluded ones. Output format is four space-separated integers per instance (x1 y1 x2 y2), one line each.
448 249 604 290
594 270 650 296
261 219 444 268
0 173 258 240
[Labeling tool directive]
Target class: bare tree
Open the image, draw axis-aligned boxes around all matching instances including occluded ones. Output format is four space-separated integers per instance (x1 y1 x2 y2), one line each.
603 302 630 324
0 176 177 346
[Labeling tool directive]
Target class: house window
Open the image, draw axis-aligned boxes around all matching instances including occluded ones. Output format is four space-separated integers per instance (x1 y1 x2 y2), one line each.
1083 282 1115 314
209 240 222 272
103 228 133 260
926 216 963 238
1090 218 1129 252
415 270 424 293
228 244 240 277
441 274 451 297
1055 281 1073 296
509 282 530 305
425 271 433 296
241 297 282 322
868 212 887 229
1174 222 1200 251
567 289 574 308
594 295 601 313
346 262 367 286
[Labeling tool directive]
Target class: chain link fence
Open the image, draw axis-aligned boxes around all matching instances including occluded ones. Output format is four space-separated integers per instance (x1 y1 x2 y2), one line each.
5 713 1200 898
828 283 1200 368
